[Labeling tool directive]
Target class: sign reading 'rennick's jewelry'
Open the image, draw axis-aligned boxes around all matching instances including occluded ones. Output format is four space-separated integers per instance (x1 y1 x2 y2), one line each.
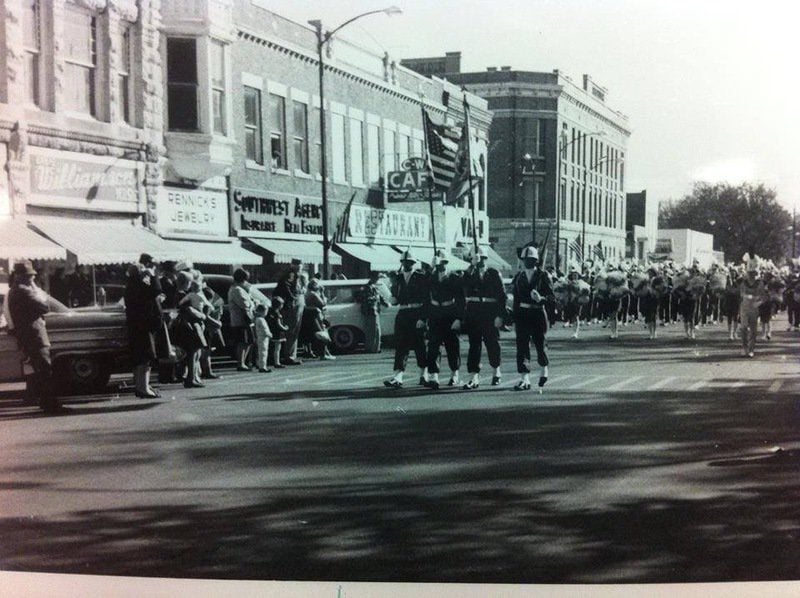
156 186 229 239
28 147 143 212
347 204 430 244
232 189 323 236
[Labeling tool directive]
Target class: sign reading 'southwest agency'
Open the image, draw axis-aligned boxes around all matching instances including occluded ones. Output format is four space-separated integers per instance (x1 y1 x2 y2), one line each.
28 146 143 212
347 204 430 244
232 189 323 236
156 186 229 239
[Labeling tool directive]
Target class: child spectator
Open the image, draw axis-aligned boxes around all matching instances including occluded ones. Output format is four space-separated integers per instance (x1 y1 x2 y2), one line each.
254 303 272 373
267 296 289 368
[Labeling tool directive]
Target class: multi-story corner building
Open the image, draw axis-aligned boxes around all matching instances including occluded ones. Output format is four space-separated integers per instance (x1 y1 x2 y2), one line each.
402 53 631 270
0 2 505 287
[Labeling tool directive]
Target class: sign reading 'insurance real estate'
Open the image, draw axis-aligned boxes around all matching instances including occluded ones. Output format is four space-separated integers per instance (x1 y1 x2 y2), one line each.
232 188 323 236
347 204 430 244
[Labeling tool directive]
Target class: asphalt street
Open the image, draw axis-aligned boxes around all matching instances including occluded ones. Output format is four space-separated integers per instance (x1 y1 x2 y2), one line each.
1 315 799 584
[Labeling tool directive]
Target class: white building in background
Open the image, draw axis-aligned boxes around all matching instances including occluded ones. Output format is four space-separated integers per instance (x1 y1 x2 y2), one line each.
655 229 721 269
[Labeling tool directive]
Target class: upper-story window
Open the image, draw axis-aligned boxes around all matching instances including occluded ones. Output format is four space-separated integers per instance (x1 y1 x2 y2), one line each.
22 0 42 106
210 40 226 135
244 86 263 165
292 100 309 174
269 93 287 169
522 118 543 157
62 4 97 115
166 38 199 131
117 24 133 124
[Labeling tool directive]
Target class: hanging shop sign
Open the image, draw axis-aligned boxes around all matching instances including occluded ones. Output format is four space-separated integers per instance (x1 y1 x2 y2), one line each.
155 186 229 239
386 157 432 202
28 146 143 212
347 204 430 244
444 205 488 245
232 188 323 236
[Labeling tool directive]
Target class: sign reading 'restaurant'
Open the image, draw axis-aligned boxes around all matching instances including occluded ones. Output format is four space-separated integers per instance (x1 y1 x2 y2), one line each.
347 204 430 244
232 189 323 236
155 186 229 239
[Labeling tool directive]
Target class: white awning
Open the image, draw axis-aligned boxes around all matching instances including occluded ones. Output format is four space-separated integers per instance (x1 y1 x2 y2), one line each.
28 217 187 265
246 237 341 265
334 243 400 272
482 245 514 274
397 246 470 271
162 239 262 265
0 217 66 261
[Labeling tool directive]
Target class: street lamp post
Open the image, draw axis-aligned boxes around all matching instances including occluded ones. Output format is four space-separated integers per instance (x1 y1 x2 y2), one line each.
309 7 401 279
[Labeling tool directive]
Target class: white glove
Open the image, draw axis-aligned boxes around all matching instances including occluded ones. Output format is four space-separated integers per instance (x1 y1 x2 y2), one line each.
530 289 542 303
451 319 461 331
416 319 426 329
494 316 503 328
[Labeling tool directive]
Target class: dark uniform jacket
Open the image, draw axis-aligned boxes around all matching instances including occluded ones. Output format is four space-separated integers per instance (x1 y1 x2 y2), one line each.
275 274 302 310
512 268 553 315
8 283 50 349
391 270 429 318
462 267 506 321
425 271 465 321
124 269 163 333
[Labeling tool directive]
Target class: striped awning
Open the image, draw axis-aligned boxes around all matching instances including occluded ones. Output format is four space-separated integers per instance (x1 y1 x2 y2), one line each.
0 217 66 261
28 217 186 265
246 237 341 265
334 243 400 272
162 239 262 265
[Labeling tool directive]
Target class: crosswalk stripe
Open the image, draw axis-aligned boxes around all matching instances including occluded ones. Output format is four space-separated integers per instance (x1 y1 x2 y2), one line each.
730 381 745 392
569 375 607 389
769 380 783 393
688 379 707 391
647 376 676 391
606 376 643 391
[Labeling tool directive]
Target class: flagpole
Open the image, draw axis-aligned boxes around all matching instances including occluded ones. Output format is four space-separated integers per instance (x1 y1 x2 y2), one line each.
463 93 479 257
419 93 438 260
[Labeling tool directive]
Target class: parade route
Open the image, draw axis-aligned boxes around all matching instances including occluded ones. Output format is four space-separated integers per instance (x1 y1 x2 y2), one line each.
1 317 799 584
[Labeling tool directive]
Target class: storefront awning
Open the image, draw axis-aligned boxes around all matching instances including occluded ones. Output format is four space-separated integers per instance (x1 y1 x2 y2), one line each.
334 243 401 272
246 237 341 265
0 217 66 261
482 245 514 275
162 239 262 265
28 217 186 265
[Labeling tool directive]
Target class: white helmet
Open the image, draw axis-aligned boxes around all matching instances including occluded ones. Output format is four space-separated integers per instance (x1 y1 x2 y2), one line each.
432 249 449 266
520 245 539 260
470 247 488 265
399 249 417 263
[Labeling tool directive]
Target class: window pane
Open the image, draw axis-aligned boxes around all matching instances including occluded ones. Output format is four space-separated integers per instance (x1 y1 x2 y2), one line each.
398 133 409 164
167 38 197 84
212 89 225 134
245 129 257 162
244 87 258 125
313 107 322 175
350 119 363 185
331 113 346 182
22 0 39 49
210 40 224 87
384 129 395 172
167 85 198 131
292 101 308 173
63 7 94 64
118 75 130 123
63 63 93 113
367 124 380 184
24 52 39 105
269 94 286 168
270 136 285 168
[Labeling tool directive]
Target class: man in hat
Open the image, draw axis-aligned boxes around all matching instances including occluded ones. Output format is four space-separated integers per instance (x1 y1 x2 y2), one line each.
423 249 465 389
8 261 61 412
357 272 390 354
275 258 305 366
461 247 507 389
384 250 429 388
511 246 553 390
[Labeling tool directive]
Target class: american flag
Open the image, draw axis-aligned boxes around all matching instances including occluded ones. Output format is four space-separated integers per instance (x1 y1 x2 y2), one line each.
568 236 583 263
593 241 605 262
332 192 357 245
422 109 460 196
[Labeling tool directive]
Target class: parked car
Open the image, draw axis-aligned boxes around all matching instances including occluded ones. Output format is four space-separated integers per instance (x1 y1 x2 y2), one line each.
0 288 130 394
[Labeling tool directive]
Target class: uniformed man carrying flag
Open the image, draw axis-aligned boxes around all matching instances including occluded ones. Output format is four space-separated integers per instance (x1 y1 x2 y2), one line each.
462 247 506 389
512 245 553 390
423 249 465 390
384 250 430 388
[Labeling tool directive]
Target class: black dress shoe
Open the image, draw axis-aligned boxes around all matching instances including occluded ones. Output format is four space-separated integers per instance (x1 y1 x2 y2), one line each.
419 376 428 386
429 380 440 390
285 359 303 366
135 390 161 398
184 382 205 389
384 379 403 388
236 366 252 372
491 376 501 386
201 372 222 379
538 376 548 388
513 380 531 391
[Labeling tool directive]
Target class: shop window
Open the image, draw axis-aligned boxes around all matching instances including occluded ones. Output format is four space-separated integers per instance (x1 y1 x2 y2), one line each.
244 86 263 164
117 24 132 124
269 93 286 169
349 118 363 185
293 100 309 173
22 0 41 106
166 38 198 131
210 40 226 135
62 4 97 115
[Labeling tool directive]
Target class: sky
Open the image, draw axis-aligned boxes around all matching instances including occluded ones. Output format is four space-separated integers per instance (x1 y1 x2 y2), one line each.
264 0 800 210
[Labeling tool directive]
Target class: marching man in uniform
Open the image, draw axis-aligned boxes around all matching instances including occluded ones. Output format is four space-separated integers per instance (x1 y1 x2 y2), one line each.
384 250 430 388
462 247 506 389
512 246 553 390
424 249 465 390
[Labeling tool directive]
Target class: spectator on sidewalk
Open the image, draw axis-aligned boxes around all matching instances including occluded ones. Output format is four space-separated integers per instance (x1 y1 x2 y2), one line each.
228 268 255 372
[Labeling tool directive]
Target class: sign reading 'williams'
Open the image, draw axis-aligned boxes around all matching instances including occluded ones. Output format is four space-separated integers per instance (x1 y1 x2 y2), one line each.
232 189 323 236
347 204 430 244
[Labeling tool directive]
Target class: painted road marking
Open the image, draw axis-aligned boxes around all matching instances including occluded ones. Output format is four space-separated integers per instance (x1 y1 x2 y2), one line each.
769 380 783 393
688 379 707 391
569 375 607 389
647 376 676 391
606 376 644 391
730 381 745 392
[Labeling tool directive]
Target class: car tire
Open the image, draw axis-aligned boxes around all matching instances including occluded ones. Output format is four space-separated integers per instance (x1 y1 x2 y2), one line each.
55 355 111 395
330 326 361 353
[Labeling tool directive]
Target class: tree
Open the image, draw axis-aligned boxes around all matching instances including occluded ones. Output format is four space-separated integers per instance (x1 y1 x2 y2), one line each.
659 182 791 263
